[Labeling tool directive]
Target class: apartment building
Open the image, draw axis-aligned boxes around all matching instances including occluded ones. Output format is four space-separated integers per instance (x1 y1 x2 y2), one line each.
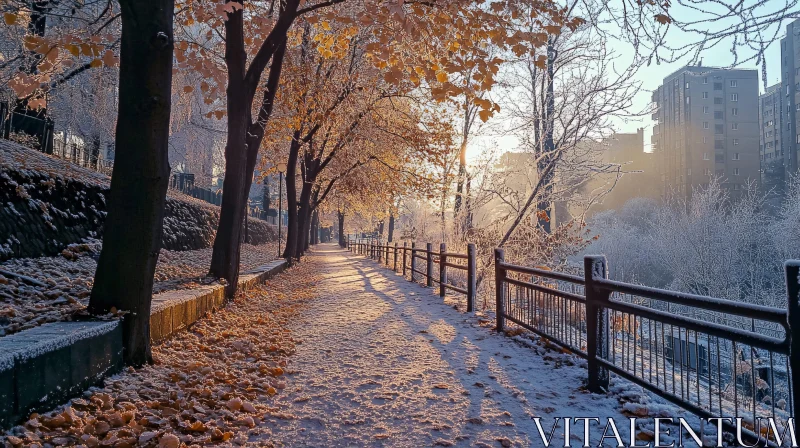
651 66 760 201
759 83 785 193
780 18 800 185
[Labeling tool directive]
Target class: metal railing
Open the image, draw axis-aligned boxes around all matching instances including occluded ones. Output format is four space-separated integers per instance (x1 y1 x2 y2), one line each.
347 237 477 312
495 249 798 444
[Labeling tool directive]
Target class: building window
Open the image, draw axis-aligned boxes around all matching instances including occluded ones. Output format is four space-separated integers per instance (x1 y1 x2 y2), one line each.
703 136 707 143
686 82 690 89
734 168 740 175
714 111 724 119
714 97 723 105
733 139 739 146
703 122 709 129
715 124 724 134
703 77 708 84
702 92 709 99
730 80 738 87
705 168 712 175
686 97 690 104
703 152 710 160
703 106 709 114
731 123 739 130
732 108 738 116
734 184 740 191
714 82 723 91
687 168 691 175
731 93 739 102
733 152 740 160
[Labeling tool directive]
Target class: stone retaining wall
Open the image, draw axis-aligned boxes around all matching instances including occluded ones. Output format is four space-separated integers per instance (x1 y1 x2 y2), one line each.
0 141 276 260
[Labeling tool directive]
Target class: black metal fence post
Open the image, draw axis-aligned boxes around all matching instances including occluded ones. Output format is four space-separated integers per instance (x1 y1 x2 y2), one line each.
439 243 447 298
386 244 390 266
426 243 434 287
394 242 398 271
584 255 610 393
785 260 800 436
403 242 408 277
495 248 505 332
467 243 476 313
410 242 417 282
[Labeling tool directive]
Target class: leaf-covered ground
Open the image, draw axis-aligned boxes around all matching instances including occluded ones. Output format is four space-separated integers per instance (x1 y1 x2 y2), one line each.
2 262 316 448
0 242 278 336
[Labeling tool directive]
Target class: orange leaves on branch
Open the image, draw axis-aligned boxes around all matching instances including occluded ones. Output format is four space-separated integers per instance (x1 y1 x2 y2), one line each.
536 210 551 222
533 54 548 69
654 13 671 24
543 24 562 35
4 12 17 25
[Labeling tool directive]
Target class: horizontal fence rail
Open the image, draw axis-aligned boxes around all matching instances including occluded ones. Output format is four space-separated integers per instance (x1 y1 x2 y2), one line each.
495 249 798 445
346 237 476 312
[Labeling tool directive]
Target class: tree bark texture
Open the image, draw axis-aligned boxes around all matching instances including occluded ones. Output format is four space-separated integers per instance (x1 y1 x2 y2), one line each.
88 0 175 367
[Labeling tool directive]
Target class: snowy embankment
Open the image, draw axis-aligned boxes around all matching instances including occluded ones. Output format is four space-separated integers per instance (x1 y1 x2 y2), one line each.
0 140 280 337
0 241 278 337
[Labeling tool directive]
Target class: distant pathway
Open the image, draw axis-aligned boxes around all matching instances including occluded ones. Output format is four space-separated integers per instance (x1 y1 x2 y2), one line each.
260 244 637 447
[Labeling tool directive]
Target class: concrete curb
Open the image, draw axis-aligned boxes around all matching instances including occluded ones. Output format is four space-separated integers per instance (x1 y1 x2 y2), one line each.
150 259 286 342
0 258 287 429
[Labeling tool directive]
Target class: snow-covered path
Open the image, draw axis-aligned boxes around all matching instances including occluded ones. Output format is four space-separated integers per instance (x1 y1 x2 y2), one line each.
262 244 636 447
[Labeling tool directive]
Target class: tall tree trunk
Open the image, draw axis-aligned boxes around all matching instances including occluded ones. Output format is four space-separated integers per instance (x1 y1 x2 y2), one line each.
537 39 557 234
282 135 301 260
454 95 472 236
293 178 313 258
310 210 319 245
208 5 249 296
88 0 174 367
338 210 345 247
210 18 289 290
378 220 384 238
453 139 467 232
465 174 473 231
387 213 395 243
